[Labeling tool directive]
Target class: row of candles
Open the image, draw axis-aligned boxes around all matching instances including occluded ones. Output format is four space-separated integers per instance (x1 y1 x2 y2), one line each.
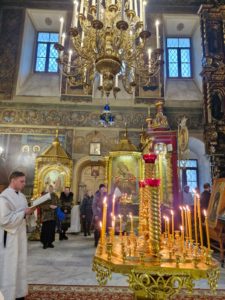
163 193 211 250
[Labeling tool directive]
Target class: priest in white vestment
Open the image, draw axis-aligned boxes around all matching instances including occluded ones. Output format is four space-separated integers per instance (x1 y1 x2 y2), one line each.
0 171 35 300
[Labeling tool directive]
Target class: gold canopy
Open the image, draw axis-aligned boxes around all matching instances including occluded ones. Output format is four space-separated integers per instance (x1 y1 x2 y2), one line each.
111 127 138 152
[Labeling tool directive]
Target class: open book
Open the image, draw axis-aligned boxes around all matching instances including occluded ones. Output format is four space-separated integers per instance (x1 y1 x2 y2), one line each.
30 192 51 208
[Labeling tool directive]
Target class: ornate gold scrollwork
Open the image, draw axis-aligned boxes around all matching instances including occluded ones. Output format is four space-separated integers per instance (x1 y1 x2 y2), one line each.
129 269 194 300
92 260 112 286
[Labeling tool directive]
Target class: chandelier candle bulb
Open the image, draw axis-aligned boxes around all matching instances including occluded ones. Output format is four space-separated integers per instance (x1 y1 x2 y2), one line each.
140 0 143 22
59 17 64 43
204 210 211 250
111 0 116 5
115 75 119 87
121 0 125 20
143 1 147 30
80 0 84 14
67 50 73 72
134 0 138 16
197 195 203 247
100 74 103 86
61 33 66 47
92 0 96 5
155 20 160 48
194 191 198 244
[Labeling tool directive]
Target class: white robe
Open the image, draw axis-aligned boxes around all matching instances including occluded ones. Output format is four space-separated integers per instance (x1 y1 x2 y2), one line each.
0 187 28 300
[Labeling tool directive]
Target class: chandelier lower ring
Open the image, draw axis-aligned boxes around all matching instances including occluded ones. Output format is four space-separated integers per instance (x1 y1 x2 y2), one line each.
96 56 122 76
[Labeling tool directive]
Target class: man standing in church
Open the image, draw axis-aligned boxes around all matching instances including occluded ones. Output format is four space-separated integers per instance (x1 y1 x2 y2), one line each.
0 171 35 300
59 186 73 240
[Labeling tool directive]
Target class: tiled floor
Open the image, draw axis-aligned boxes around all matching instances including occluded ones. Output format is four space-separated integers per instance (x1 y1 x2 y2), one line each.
27 233 225 289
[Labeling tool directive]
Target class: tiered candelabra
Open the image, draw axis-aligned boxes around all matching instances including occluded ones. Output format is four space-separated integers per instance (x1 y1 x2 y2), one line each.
93 152 220 300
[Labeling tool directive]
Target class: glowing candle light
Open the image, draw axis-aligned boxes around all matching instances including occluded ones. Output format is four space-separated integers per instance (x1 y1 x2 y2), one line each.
167 216 170 237
171 210 174 239
204 210 210 250
197 194 203 247
80 0 84 14
155 19 160 48
180 225 184 250
129 0 133 10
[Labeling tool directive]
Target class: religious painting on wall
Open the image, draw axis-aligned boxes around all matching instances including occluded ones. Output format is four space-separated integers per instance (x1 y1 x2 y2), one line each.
108 154 142 203
43 169 65 193
208 178 225 228
0 133 66 188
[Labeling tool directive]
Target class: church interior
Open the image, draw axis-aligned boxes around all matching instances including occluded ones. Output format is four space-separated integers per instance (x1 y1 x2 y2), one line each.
1 0 225 299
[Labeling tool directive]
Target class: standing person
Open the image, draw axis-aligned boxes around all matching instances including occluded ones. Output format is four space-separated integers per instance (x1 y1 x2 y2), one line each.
80 190 93 236
59 187 73 240
200 183 211 214
182 185 194 208
40 185 58 249
92 184 107 247
0 171 35 300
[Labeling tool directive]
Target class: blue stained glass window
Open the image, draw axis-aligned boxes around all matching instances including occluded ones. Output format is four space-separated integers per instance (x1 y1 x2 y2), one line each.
166 37 192 78
35 32 59 73
178 159 199 194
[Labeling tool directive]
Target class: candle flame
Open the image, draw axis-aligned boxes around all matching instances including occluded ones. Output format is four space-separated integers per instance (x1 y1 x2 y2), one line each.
179 206 183 210
171 210 174 215
180 225 183 231
203 209 207 217
100 221 102 228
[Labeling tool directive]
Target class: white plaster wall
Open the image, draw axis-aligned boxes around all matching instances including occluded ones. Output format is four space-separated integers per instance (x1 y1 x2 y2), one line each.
16 13 35 94
192 23 203 93
189 137 211 192
165 80 202 101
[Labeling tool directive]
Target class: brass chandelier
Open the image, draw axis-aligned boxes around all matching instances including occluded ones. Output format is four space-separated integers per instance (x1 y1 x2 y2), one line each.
55 0 163 98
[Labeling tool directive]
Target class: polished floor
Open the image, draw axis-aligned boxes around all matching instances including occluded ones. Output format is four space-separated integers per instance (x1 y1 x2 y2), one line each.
27 233 225 289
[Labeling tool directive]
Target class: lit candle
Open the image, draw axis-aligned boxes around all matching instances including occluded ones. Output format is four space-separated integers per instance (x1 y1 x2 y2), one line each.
67 49 73 72
59 17 64 44
80 0 84 14
112 194 115 217
155 20 160 48
148 48 152 62
194 191 198 244
129 213 133 233
171 210 174 239
204 210 210 250
92 0 96 5
167 216 170 237
183 206 188 239
187 206 192 241
102 197 107 245
115 75 119 87
180 206 184 236
180 225 184 250
197 195 203 247
119 214 122 236
111 0 116 4
100 221 103 244
61 33 66 46
73 1 78 28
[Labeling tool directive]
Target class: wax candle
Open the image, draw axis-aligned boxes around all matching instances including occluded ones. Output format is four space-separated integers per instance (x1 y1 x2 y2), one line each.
171 210 174 239
112 194 115 217
115 75 119 88
80 0 84 14
187 206 192 241
143 1 147 30
140 0 143 22
100 221 103 244
155 20 160 48
194 191 198 244
180 206 184 236
119 214 122 236
183 206 188 239
197 195 203 247
102 197 107 244
129 213 133 233
204 210 210 250
59 17 64 44
72 1 78 27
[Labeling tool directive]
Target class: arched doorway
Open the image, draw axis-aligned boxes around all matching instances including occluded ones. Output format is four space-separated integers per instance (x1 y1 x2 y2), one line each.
72 156 105 203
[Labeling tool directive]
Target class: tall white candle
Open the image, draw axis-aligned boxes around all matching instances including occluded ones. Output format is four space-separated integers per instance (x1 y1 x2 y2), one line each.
61 33 66 46
73 1 78 27
140 0 143 22
111 0 116 4
59 17 64 43
134 0 138 16
100 74 103 86
67 49 73 72
80 0 84 14
129 0 133 10
92 0 96 5
115 75 119 87
148 48 152 61
143 1 147 30
155 20 160 48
